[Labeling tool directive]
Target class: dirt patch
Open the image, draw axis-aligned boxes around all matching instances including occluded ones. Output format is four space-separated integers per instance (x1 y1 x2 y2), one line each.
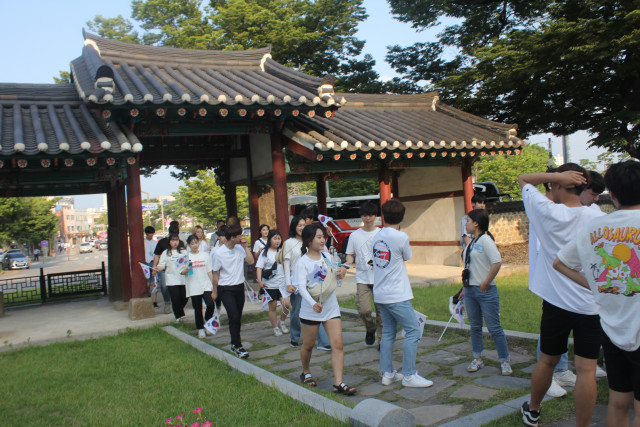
497 242 528 265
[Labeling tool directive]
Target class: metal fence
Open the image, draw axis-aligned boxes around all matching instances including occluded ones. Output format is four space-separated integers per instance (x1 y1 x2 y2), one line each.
0 262 107 307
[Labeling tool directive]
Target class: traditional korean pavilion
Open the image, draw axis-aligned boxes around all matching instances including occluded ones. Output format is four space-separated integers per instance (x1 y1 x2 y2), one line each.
0 31 523 317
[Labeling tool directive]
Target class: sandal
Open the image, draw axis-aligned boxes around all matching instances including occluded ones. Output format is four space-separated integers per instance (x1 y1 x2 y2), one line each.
333 382 356 395
300 372 317 387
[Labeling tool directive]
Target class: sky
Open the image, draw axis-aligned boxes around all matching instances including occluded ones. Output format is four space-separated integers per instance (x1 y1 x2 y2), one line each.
0 0 605 209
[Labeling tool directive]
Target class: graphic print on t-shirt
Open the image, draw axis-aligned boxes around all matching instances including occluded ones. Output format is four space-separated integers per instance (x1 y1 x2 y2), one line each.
373 240 391 269
306 261 328 287
590 227 640 296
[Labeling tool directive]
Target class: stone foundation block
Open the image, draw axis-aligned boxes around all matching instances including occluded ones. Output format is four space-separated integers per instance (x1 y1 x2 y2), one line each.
113 300 129 311
128 298 155 320
350 398 415 427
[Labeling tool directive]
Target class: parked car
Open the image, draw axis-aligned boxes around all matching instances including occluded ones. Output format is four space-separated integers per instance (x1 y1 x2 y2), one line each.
88 240 96 248
79 242 93 253
2 252 29 270
473 181 513 203
96 240 108 250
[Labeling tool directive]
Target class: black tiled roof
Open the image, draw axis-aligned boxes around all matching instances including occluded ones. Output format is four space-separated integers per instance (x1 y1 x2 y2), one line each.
71 31 344 107
284 93 523 154
0 84 140 156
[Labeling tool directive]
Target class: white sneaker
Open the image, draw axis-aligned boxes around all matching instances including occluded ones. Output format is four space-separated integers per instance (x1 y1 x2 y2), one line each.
273 327 283 337
197 329 206 338
595 365 607 378
381 370 404 386
279 320 289 334
174 316 185 323
467 359 485 372
546 378 567 398
402 373 433 388
553 370 576 388
501 361 513 376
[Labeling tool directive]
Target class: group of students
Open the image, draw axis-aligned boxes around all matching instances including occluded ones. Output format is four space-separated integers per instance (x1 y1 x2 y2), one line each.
455 161 640 427
514 161 640 427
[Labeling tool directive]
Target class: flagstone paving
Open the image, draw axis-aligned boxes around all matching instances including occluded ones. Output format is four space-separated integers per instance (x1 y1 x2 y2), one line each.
200 315 537 426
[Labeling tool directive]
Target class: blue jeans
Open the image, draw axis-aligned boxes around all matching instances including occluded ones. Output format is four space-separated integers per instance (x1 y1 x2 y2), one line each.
155 270 170 303
537 339 569 373
288 292 329 347
378 300 420 376
464 286 510 362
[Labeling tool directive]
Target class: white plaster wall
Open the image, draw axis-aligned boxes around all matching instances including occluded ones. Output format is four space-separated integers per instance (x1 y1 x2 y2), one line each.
250 134 273 177
397 166 464 266
229 158 247 182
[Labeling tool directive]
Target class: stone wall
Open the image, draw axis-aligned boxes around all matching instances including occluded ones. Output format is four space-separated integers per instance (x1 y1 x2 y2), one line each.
489 209 529 245
487 196 616 246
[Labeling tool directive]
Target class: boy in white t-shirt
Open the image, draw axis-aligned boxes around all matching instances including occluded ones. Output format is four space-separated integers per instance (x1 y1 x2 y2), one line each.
212 225 254 358
554 161 640 427
373 200 433 389
519 164 605 427
345 201 382 346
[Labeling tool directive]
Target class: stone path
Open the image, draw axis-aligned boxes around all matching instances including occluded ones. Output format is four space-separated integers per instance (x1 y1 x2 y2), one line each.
200 312 537 427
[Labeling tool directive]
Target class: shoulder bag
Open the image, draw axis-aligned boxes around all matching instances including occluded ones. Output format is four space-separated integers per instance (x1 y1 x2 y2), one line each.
307 253 338 304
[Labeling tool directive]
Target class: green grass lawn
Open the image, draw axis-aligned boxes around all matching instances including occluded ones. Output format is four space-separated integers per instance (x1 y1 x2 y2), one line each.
341 273 543 334
0 327 345 426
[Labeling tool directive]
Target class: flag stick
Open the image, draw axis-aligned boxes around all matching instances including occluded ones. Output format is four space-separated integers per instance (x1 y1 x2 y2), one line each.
438 312 456 342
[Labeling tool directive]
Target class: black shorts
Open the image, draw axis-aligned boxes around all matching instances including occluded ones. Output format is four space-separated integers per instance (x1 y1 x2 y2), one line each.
539 300 602 359
300 316 341 326
265 288 282 301
601 331 640 400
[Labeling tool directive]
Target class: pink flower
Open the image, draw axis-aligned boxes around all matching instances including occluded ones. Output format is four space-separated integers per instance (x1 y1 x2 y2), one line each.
193 407 203 414
176 414 184 420
202 421 213 427
190 423 200 427
165 418 172 425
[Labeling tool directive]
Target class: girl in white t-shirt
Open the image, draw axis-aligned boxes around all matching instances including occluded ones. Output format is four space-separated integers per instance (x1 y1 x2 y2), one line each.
252 224 270 261
256 230 289 336
461 209 511 375
185 234 217 338
191 225 210 254
155 233 189 322
294 224 355 395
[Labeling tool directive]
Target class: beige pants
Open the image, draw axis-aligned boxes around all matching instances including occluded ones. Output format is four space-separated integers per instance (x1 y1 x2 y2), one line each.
356 283 383 342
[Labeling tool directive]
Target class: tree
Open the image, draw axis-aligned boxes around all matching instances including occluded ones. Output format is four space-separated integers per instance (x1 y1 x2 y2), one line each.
0 197 60 248
329 177 378 198
385 0 640 160
174 170 248 225
335 54 423 94
474 144 550 201
53 71 70 84
86 14 141 43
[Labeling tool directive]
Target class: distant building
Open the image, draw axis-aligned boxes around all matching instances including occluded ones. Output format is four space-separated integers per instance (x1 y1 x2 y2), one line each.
54 198 94 244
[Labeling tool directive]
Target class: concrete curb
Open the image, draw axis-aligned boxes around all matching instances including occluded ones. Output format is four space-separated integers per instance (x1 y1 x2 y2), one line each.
162 326 414 426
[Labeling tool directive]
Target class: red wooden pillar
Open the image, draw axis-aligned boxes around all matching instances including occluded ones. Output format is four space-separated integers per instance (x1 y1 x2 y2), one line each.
316 174 327 216
115 181 132 301
379 161 391 226
271 132 289 234
107 183 122 302
126 161 147 299
462 161 474 213
245 136 261 242
391 171 400 199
